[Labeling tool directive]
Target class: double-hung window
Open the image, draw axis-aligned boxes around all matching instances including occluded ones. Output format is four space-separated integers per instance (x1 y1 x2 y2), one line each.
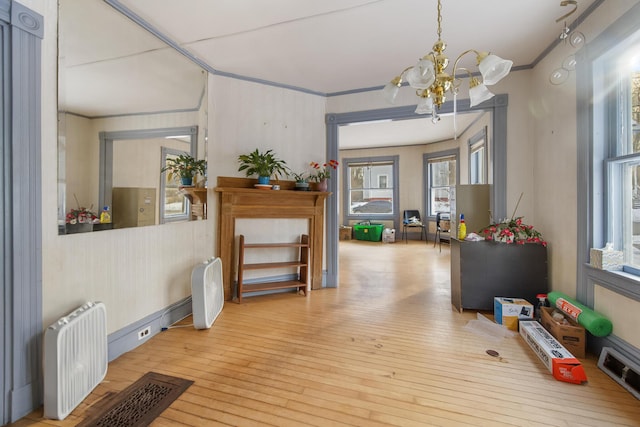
596 31 640 271
345 156 398 218
425 151 457 217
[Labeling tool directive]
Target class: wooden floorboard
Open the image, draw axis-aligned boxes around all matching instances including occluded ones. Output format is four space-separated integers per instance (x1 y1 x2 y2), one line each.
13 240 640 426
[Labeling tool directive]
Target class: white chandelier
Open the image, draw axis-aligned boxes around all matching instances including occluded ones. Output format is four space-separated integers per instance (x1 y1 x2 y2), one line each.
382 0 513 121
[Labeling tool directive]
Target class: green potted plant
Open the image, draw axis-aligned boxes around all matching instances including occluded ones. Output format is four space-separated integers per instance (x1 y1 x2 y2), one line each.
290 171 310 191
161 154 207 186
237 149 288 184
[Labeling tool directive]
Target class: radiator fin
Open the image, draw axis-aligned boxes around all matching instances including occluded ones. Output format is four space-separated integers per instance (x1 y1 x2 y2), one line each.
44 302 108 419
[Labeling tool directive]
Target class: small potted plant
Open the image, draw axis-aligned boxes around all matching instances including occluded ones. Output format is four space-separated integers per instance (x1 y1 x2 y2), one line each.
237 149 288 185
290 171 310 191
161 154 207 186
309 159 339 191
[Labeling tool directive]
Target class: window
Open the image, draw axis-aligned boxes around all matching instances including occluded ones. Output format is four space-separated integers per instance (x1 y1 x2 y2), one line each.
469 127 487 185
160 147 189 223
345 156 398 218
426 151 457 217
594 31 640 271
378 174 388 188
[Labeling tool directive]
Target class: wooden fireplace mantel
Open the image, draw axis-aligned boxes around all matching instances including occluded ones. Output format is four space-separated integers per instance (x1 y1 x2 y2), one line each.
215 176 329 300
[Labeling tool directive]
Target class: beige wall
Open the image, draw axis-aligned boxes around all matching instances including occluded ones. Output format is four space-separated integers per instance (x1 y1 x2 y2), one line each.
40 1 212 334
39 1 327 333
207 74 327 257
529 0 640 345
61 113 98 214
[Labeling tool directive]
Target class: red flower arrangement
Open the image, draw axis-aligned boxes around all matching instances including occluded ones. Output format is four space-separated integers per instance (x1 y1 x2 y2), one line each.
309 159 339 182
66 206 98 224
479 217 546 246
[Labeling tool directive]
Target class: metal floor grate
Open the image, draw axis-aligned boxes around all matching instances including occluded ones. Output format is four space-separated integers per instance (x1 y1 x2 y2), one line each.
76 372 194 427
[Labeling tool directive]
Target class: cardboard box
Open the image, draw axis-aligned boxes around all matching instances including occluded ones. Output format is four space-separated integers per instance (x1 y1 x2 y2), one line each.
540 307 586 358
494 297 534 331
339 226 352 241
590 247 623 271
519 320 588 384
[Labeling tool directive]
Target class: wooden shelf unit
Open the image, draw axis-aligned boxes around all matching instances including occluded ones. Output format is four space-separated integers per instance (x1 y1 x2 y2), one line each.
215 176 329 301
236 234 309 303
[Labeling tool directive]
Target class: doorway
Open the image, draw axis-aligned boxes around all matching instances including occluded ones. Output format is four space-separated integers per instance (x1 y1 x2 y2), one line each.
324 95 509 288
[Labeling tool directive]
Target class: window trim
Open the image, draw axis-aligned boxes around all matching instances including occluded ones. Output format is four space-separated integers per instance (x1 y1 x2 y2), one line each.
159 147 191 223
342 155 399 222
468 126 488 185
98 126 198 214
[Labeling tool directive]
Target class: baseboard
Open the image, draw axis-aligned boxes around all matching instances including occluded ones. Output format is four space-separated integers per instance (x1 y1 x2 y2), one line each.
10 382 36 423
107 296 193 362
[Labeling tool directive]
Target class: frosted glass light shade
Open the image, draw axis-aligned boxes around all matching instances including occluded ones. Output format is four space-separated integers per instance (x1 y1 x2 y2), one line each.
562 54 577 71
382 82 400 104
569 31 585 48
469 83 494 107
549 68 569 85
414 96 434 114
478 54 513 85
406 58 436 89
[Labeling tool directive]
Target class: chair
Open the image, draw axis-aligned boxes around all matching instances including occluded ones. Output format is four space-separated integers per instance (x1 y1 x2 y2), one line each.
402 210 427 243
434 212 451 252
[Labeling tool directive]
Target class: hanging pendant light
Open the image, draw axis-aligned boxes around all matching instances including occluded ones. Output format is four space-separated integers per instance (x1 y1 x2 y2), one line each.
382 0 512 122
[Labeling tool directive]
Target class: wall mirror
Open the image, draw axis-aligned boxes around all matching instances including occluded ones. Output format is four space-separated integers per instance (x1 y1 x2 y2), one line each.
57 0 208 234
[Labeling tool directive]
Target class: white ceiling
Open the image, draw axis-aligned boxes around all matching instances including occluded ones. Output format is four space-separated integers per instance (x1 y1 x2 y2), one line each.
59 0 599 147
117 0 597 94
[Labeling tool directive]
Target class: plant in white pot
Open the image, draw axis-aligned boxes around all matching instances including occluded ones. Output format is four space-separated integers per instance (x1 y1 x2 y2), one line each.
237 149 288 184
290 171 310 191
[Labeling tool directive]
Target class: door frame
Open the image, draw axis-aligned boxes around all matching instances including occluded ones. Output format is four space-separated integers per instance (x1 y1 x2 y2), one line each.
324 95 508 288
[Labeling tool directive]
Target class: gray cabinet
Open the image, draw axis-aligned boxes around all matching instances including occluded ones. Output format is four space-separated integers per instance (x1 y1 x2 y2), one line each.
450 238 548 311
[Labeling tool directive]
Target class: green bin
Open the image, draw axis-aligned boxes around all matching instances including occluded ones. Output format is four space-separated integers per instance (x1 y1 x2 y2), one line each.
353 223 384 241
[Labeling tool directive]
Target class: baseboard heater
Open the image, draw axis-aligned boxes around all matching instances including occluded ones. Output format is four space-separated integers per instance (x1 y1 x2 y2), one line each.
598 347 640 400
43 302 108 419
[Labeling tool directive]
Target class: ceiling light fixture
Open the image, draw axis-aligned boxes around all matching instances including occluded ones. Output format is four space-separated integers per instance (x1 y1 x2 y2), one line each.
382 0 513 123
549 0 585 85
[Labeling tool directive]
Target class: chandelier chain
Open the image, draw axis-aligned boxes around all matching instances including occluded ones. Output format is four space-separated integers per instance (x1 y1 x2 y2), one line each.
436 0 442 40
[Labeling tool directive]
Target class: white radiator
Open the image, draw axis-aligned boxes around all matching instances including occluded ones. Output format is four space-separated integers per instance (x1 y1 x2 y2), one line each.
43 302 108 420
191 257 224 329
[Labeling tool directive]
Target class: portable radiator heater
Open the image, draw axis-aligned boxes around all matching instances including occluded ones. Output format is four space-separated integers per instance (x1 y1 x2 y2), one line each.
191 257 224 329
43 301 108 420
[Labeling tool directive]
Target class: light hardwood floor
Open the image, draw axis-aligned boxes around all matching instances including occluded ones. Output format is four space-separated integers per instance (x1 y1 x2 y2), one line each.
13 240 640 426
